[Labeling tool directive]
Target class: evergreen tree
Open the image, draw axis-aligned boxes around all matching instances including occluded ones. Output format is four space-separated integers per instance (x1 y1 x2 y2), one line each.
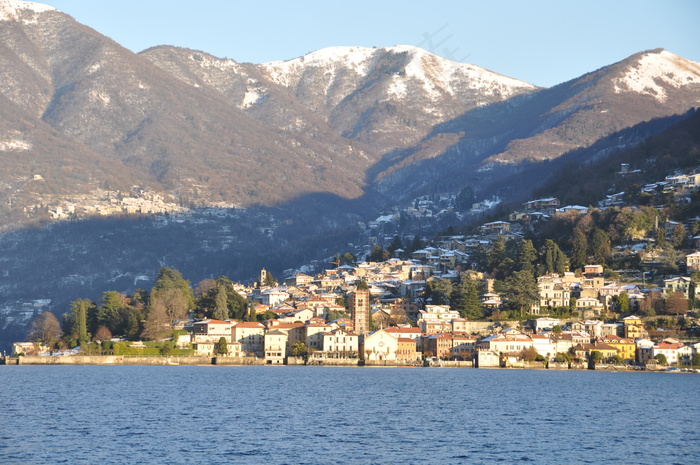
570 229 588 270
152 267 195 311
215 337 229 356
408 236 424 254
212 286 229 321
69 298 93 347
502 270 539 317
617 293 630 314
368 244 385 262
589 229 611 265
427 278 453 306
516 239 537 276
655 227 667 249
487 235 507 273
387 236 404 257
540 239 568 274
263 271 278 287
453 278 484 319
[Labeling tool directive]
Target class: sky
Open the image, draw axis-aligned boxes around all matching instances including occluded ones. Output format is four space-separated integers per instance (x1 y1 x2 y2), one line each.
41 0 700 88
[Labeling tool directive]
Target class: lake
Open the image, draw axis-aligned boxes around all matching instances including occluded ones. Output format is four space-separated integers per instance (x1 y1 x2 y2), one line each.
1 366 698 464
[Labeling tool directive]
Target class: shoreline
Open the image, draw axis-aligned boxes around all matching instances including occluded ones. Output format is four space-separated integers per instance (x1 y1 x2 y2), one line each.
3 355 695 372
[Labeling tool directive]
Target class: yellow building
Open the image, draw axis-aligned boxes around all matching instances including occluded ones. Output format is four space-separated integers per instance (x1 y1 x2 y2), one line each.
597 336 636 361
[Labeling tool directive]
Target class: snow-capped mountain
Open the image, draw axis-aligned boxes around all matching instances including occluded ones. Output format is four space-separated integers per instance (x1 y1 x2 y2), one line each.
1 0 700 224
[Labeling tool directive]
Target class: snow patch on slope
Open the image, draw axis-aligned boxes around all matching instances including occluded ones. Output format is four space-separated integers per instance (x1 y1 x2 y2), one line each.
614 50 700 101
240 80 268 109
263 46 375 86
0 133 31 151
387 45 536 98
0 0 55 24
263 45 536 100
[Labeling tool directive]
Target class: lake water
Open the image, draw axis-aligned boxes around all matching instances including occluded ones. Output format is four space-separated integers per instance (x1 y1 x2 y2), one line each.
1 366 698 465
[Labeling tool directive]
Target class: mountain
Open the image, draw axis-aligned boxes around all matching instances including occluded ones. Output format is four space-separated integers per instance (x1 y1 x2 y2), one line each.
0 1 543 227
370 48 700 203
3 1 699 225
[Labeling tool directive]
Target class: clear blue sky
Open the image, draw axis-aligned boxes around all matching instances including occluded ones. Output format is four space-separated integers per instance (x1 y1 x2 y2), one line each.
42 0 700 88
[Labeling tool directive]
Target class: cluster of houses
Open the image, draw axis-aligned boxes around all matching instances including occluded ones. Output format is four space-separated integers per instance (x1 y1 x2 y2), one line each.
160 256 699 367
177 308 698 368
46 187 186 220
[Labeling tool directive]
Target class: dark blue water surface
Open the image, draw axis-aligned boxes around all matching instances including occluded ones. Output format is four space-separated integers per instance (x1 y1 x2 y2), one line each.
1 366 698 464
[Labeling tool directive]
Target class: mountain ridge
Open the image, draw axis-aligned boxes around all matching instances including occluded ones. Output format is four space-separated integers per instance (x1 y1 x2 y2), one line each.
1 2 699 225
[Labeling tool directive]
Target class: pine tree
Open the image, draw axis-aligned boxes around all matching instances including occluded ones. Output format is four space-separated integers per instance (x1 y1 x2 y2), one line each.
570 229 588 270
589 229 611 265
516 240 537 276
454 278 483 319
215 337 229 356
69 299 93 347
212 286 229 321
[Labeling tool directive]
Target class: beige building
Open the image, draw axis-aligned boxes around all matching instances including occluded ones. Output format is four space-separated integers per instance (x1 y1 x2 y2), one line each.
264 329 288 364
191 319 233 343
232 321 266 357
687 251 700 272
321 328 359 356
362 329 399 361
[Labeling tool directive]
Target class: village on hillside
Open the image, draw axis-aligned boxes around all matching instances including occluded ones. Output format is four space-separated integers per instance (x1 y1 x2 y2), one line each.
8 165 700 370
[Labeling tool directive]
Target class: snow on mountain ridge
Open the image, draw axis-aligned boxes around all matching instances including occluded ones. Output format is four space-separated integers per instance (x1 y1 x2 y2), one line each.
614 49 700 102
0 0 54 23
262 45 536 100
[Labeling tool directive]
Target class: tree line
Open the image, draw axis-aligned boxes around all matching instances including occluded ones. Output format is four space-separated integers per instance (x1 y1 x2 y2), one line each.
26 267 254 350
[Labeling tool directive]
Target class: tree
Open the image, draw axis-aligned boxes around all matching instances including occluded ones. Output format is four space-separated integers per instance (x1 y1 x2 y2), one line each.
215 337 229 356
387 236 404 257
664 291 688 315
654 353 668 365
671 223 687 249
247 303 257 322
540 239 568 275
589 228 611 265
640 291 662 317
141 298 171 341
263 271 278 287
519 346 539 362
27 312 63 347
569 229 588 270
453 277 483 319
152 267 195 312
487 235 509 278
502 270 539 317
151 288 189 325
388 306 408 326
408 236 424 255
553 352 571 364
68 298 94 347
616 293 630 314
292 341 308 357
94 326 113 342
516 240 537 276
427 278 453 306
588 350 603 366
98 291 133 336
655 227 667 249
455 185 475 211
368 244 388 262
552 325 562 334
212 285 230 321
